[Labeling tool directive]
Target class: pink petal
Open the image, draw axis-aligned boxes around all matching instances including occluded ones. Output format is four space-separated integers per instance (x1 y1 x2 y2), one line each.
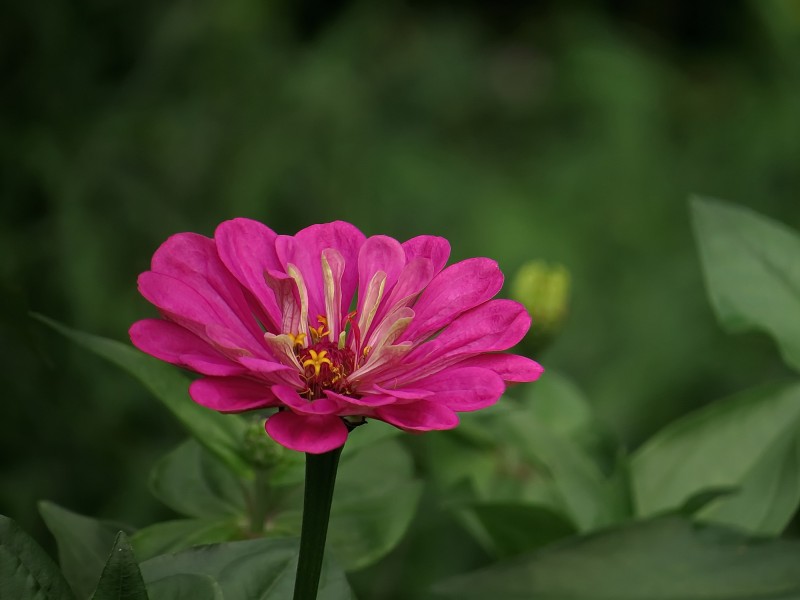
272 385 343 415
458 354 544 383
416 299 530 358
370 257 435 331
367 384 434 400
138 271 220 327
265 411 348 453
214 219 283 330
189 377 279 412
264 269 307 337
276 222 365 320
392 300 532 384
149 233 266 345
129 319 246 376
357 235 406 322
237 357 302 388
402 235 450 274
410 367 505 411
375 400 459 431
324 390 396 408
401 258 504 343
322 248 345 340
138 273 260 357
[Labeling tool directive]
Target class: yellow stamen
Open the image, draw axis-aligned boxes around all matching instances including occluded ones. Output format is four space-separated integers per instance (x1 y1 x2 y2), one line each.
309 315 330 343
288 332 306 348
302 349 332 377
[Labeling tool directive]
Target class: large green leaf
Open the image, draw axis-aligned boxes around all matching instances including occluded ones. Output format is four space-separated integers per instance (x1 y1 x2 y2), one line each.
39 501 130 600
149 439 246 518
91 533 148 600
130 518 242 561
502 405 618 531
631 382 800 534
431 516 800 600
460 502 577 558
146 574 223 600
271 438 423 571
691 196 800 373
35 315 251 477
0 514 76 600
139 538 353 600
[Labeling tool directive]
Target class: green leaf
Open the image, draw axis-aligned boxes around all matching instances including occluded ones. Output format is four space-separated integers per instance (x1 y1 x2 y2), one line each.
39 501 131 600
503 406 618 531
460 503 577 559
131 519 242 561
332 437 422 571
34 315 251 478
91 532 148 600
139 538 354 600
149 439 246 518
340 419 401 454
525 370 593 439
631 382 800 534
270 438 423 571
267 420 401 488
691 196 800 373
146 574 223 600
0 514 76 600
423 394 626 532
431 516 800 600
676 487 740 517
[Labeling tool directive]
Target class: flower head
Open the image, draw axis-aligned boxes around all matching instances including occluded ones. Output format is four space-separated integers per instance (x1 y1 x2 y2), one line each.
130 220 543 453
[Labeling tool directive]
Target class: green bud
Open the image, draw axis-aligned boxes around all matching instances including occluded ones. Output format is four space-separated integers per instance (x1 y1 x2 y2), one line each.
243 416 286 469
510 260 570 341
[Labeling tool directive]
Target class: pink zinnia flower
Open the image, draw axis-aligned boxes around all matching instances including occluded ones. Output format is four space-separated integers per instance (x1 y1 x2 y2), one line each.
130 220 542 453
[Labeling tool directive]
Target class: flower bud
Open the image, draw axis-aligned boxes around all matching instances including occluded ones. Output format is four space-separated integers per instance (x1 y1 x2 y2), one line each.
510 260 570 347
243 416 286 469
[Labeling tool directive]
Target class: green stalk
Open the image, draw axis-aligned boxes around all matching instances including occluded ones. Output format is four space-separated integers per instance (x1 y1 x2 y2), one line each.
249 468 271 535
292 446 343 600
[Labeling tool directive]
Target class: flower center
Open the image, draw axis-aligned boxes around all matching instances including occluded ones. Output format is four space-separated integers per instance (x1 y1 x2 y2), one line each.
295 341 356 399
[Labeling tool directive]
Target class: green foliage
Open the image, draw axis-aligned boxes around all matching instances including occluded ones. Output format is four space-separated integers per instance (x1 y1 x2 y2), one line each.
34 315 252 479
139 538 353 600
692 197 800 373
424 372 625 539
431 517 800 600
39 501 130 600
147 440 246 519
146 575 223 600
632 383 800 534
460 503 576 559
91 533 148 600
131 519 242 562
0 514 75 600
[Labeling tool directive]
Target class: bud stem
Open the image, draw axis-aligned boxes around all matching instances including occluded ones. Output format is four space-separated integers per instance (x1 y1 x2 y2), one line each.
292 446 343 600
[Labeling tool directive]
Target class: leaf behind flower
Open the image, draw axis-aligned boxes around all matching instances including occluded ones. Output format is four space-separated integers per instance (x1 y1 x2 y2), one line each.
34 314 252 478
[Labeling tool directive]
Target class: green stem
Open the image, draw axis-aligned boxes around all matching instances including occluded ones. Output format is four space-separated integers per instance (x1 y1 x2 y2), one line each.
292 446 343 600
249 468 271 535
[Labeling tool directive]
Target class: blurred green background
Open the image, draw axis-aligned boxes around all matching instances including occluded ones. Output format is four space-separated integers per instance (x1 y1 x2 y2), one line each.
2 0 799 550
